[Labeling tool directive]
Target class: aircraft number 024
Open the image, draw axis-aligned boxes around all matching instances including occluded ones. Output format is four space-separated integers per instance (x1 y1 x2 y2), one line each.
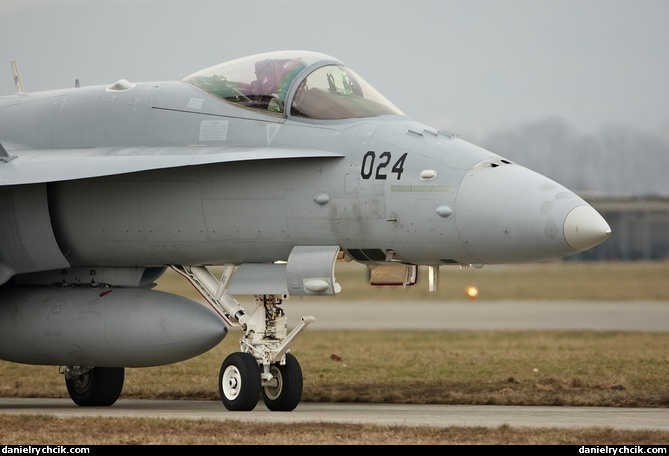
360 151 408 180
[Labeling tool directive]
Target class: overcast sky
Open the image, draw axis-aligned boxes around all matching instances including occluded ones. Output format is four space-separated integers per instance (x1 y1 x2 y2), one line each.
1 0 667 143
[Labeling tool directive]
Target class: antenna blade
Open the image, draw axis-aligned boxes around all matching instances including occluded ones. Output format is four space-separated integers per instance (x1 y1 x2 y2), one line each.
10 59 25 93
0 142 16 162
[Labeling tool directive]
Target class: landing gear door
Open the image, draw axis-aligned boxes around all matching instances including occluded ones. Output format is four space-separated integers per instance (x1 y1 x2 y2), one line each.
286 246 340 296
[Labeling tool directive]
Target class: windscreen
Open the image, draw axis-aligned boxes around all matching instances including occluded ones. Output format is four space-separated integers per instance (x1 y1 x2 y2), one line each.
290 65 404 119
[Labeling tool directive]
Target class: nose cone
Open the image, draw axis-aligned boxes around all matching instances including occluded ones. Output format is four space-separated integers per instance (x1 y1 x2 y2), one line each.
563 205 611 251
454 161 611 263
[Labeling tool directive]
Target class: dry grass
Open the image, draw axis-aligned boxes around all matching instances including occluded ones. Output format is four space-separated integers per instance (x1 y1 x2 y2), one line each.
1 415 668 445
331 260 669 301
3 331 668 408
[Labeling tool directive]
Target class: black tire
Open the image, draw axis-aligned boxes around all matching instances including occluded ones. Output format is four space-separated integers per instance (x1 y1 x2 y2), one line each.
65 367 124 407
261 352 303 412
219 352 261 411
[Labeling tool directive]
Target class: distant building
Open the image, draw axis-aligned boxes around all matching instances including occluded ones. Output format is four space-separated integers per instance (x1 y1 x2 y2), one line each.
570 195 669 261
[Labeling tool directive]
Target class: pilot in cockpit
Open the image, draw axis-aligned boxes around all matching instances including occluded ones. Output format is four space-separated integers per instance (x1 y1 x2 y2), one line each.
267 59 306 112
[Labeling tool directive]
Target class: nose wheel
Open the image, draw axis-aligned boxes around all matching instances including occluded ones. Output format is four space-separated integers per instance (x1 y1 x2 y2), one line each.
219 351 303 412
219 352 261 411
261 352 303 412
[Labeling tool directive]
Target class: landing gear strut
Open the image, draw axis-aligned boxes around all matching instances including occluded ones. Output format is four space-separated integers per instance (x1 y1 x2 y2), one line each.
172 265 316 412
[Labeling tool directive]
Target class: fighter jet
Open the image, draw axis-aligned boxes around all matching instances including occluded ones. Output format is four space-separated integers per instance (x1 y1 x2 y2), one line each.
0 50 611 412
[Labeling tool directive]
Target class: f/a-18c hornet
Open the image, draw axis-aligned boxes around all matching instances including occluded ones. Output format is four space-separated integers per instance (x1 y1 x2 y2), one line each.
0 50 610 412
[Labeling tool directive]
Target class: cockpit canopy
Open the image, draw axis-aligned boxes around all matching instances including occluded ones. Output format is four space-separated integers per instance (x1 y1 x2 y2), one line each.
182 50 405 120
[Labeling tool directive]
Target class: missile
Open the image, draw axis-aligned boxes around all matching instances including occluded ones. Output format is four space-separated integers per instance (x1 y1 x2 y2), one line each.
0 287 228 367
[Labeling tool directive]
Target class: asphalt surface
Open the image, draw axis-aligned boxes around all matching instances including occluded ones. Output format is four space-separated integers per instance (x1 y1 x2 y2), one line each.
1 300 668 431
1 398 668 431
283 299 669 331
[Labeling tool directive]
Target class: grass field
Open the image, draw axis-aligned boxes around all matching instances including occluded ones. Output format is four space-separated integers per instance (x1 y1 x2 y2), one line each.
154 259 669 302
